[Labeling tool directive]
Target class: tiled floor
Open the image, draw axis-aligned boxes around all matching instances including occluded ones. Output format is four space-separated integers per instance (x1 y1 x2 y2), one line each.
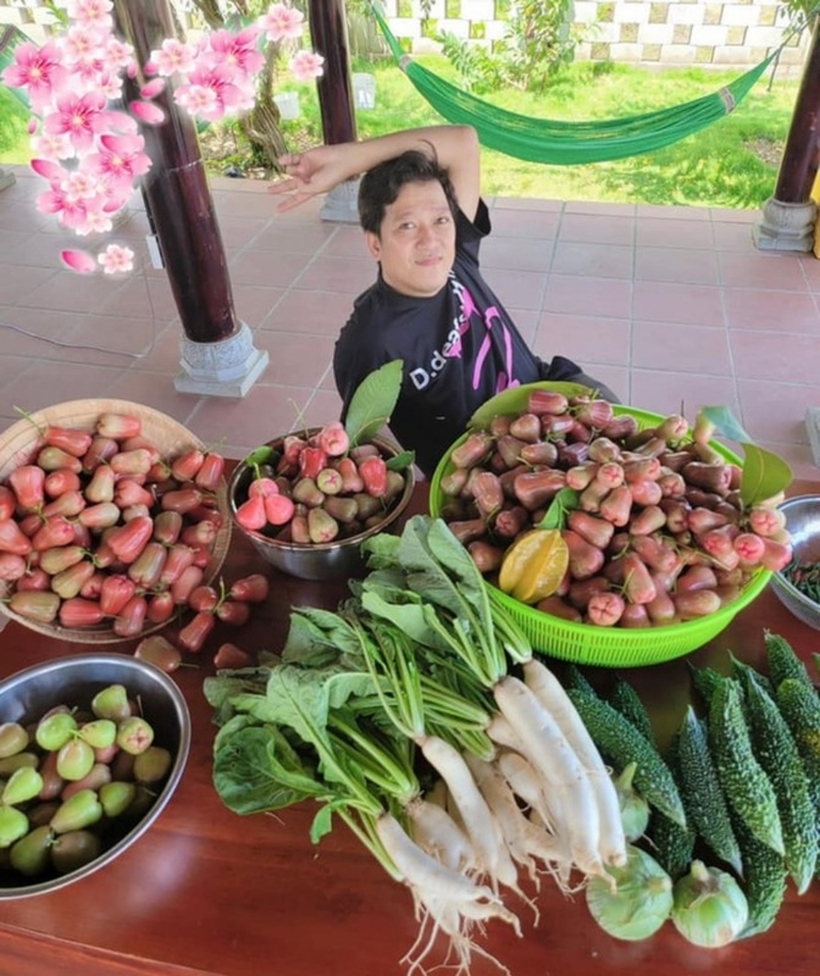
1 164 819 478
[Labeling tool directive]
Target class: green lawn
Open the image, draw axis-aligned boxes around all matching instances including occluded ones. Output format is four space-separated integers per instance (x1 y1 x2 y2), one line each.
0 85 29 164
1 54 801 209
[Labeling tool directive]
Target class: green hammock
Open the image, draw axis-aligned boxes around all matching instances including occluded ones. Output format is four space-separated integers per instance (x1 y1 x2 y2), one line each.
371 3 778 165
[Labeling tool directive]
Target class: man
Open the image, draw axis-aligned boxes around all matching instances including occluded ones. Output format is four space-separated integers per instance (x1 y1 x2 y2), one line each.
270 125 616 477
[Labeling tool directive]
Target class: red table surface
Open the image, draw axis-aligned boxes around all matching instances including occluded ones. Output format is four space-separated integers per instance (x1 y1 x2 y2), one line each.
0 478 818 976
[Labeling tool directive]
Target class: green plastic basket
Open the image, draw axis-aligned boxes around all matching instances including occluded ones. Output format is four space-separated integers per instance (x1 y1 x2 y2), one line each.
429 391 771 668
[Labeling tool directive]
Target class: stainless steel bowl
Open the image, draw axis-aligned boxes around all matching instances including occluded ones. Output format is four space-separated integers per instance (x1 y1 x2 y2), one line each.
770 494 820 631
0 654 191 899
229 430 416 581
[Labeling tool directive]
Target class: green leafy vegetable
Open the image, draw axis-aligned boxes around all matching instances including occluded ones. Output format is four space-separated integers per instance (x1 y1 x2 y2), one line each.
344 359 403 447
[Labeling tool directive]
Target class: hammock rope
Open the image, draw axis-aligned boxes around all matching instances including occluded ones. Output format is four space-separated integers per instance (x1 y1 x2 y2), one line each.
370 3 787 165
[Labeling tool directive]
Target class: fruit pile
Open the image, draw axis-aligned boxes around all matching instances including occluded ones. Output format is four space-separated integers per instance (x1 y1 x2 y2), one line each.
0 410 227 636
233 421 411 545
0 682 173 879
435 390 792 629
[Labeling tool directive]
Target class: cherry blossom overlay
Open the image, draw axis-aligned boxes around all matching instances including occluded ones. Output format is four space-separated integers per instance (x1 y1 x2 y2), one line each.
2 2 324 274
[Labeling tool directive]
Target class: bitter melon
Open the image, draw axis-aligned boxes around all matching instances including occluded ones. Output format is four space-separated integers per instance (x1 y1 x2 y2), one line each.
775 676 820 814
609 677 655 743
736 660 817 895
675 705 743 876
707 678 784 857
765 631 815 693
733 814 788 939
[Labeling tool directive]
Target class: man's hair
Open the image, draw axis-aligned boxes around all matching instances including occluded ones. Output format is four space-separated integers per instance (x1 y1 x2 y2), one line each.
357 144 459 236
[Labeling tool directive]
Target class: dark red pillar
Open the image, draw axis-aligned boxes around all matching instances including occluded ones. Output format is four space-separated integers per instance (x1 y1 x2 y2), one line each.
773 20 820 203
113 0 239 343
308 0 356 145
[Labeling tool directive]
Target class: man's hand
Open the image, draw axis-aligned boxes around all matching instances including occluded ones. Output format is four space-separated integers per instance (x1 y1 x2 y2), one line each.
268 145 350 212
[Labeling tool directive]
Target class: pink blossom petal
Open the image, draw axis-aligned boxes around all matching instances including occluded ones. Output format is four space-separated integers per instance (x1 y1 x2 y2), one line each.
130 100 165 125
31 158 64 182
61 249 97 274
140 78 166 99
100 110 139 133
27 119 38 135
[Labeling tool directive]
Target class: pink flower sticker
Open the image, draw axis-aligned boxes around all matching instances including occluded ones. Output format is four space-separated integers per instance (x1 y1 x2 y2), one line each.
61 249 97 274
148 38 196 77
65 0 113 29
98 243 134 275
259 4 305 42
290 50 325 82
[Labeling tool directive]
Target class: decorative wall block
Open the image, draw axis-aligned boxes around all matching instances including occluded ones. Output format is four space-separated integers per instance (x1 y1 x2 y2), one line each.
438 18 470 37
721 4 762 26
594 22 622 42
613 1 649 23
725 25 748 44
695 44 716 61
483 19 508 40
757 4 780 25
703 3 723 25
609 42 645 60
462 0 496 18
745 24 788 46
642 43 663 59
620 22 640 42
690 23 730 45
672 23 694 42
648 3 670 24
574 2 600 24
668 4 705 24
662 44 700 62
642 24 677 44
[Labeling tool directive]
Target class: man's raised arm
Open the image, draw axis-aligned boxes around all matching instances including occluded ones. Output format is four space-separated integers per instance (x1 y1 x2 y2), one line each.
268 124 481 220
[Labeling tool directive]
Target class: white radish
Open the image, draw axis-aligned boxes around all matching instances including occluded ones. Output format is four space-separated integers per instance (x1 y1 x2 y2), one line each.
492 674 605 881
417 734 519 893
486 711 527 754
464 751 542 893
495 750 556 833
522 658 626 868
406 795 477 875
375 812 519 976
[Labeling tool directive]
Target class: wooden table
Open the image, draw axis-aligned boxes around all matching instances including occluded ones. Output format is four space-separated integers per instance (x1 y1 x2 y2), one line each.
0 480 818 976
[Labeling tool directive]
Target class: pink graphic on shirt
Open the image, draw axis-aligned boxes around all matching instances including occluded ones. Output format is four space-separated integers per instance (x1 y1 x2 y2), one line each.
447 277 521 394
472 305 520 394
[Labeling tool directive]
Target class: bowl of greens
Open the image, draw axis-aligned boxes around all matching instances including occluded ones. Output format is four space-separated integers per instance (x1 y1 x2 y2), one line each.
770 495 820 630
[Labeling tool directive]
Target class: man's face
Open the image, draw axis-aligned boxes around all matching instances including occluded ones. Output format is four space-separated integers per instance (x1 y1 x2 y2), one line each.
365 179 456 298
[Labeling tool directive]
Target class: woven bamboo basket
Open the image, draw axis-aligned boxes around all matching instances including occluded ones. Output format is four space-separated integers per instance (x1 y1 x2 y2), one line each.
0 399 231 643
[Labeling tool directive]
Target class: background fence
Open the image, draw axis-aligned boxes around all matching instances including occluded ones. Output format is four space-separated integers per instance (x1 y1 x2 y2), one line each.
0 0 810 76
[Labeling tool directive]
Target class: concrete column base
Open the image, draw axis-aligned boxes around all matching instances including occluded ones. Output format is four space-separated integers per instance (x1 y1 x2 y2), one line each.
806 407 820 467
752 197 817 253
174 321 269 398
0 167 17 192
320 177 361 223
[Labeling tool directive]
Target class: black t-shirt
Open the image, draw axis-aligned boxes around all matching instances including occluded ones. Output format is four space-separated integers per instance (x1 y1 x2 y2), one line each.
333 201 579 477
